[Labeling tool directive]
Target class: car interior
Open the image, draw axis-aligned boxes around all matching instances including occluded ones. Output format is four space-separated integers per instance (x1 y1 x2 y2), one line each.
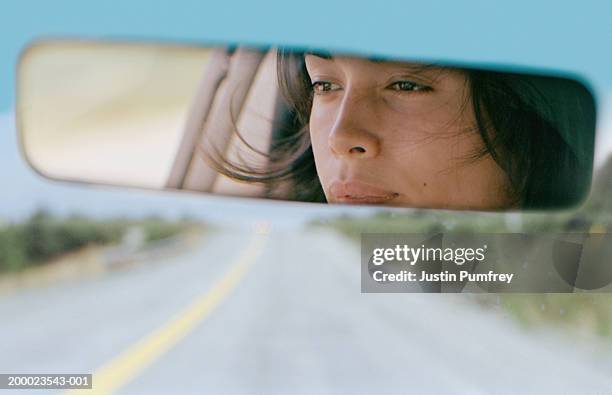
167 47 287 199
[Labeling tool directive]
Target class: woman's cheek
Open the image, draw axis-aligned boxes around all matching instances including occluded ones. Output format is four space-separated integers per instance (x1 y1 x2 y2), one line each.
308 116 326 149
309 106 336 153
308 115 336 183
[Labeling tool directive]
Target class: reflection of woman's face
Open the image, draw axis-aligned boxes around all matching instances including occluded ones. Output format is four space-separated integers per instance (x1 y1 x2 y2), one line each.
304 54 515 210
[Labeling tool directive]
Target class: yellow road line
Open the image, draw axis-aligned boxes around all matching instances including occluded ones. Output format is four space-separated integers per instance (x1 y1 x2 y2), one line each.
66 230 268 395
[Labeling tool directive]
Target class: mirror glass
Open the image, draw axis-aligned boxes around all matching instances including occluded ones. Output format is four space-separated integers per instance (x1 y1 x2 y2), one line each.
17 40 597 211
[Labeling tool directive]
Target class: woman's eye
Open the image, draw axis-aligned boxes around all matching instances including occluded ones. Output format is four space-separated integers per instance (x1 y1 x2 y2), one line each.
388 81 431 92
312 81 341 94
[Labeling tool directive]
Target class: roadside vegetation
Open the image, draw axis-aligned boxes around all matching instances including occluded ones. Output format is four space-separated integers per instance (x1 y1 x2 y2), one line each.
0 209 197 274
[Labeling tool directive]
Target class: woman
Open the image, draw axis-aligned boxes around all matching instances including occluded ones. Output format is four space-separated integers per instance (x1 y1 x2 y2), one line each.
205 48 596 210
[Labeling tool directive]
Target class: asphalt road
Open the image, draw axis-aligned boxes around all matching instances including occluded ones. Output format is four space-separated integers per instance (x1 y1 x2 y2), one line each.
1 225 612 395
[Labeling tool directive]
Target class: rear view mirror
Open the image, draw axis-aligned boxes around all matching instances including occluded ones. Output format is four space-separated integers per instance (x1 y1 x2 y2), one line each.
17 40 597 211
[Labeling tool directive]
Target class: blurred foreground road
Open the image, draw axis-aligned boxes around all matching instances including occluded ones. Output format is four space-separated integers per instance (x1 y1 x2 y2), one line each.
1 226 612 395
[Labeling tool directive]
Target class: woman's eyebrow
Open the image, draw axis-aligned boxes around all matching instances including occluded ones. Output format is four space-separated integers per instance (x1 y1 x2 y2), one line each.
304 51 440 76
370 56 439 72
307 51 437 71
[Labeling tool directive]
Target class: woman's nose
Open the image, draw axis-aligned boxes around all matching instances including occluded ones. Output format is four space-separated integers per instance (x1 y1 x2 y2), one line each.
327 94 381 159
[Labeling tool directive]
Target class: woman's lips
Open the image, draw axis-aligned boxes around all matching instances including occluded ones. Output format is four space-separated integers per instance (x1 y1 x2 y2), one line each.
329 181 399 204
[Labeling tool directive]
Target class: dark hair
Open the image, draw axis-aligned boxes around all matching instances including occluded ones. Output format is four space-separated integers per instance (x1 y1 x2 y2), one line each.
204 48 596 209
